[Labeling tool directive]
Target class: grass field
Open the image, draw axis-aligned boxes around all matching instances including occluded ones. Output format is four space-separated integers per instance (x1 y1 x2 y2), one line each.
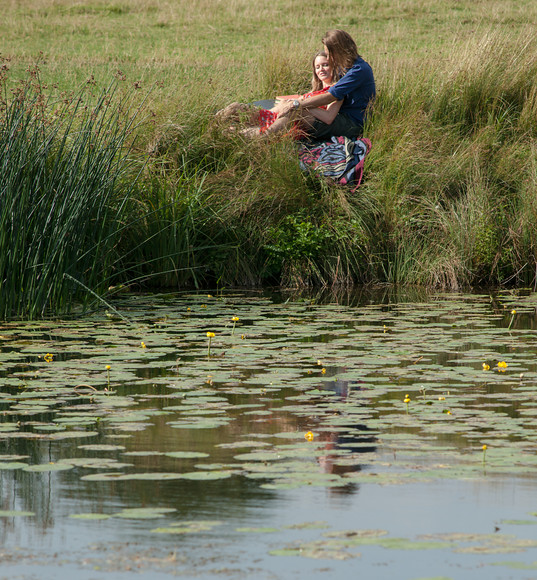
2 0 537 317
4 0 536 112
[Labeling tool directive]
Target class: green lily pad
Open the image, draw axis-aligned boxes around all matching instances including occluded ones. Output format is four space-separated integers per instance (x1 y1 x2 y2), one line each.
113 507 177 519
179 470 234 480
115 473 186 481
80 472 131 481
69 513 111 520
0 510 35 517
151 521 223 534
78 444 126 451
491 561 537 570
23 463 74 472
164 451 210 459
0 462 28 470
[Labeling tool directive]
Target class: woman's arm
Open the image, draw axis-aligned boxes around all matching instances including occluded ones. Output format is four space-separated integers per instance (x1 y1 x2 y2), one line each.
306 99 342 125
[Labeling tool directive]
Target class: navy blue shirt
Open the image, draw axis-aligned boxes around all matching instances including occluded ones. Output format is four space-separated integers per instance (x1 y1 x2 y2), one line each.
328 57 376 126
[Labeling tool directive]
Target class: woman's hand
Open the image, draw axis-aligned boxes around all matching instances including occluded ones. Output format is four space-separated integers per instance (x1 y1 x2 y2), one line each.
273 99 296 117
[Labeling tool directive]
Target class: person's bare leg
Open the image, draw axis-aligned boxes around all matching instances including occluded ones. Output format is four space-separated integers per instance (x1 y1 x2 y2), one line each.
239 110 317 139
215 103 259 128
239 114 289 138
263 110 317 136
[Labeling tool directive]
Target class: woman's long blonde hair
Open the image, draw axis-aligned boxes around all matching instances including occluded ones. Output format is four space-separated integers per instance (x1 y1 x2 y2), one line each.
311 51 329 92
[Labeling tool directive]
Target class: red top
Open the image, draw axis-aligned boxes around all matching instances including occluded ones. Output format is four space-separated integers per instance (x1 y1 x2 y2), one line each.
258 87 331 134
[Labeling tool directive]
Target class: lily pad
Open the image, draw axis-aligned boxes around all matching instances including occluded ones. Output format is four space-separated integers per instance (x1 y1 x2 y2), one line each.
179 470 234 480
23 463 74 472
113 507 177 519
0 510 35 517
78 444 126 451
0 462 28 470
151 521 223 534
69 513 111 520
164 451 210 459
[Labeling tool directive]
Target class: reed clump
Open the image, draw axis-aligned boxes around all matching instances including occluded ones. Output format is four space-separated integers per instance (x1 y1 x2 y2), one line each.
0 63 144 318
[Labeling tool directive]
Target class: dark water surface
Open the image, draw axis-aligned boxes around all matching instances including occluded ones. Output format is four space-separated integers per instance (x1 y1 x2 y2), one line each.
2 287 537 579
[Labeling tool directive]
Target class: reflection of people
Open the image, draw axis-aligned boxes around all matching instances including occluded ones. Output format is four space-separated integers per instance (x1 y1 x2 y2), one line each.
277 29 376 140
215 51 341 138
305 375 376 487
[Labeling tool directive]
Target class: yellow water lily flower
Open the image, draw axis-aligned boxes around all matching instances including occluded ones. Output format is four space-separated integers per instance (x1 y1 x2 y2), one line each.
304 431 314 442
482 363 490 371
231 316 240 335
498 361 508 369
206 332 215 358
43 353 54 363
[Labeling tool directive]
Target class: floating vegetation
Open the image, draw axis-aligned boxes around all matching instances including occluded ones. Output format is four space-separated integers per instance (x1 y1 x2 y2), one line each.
269 529 537 560
164 451 210 459
3 290 537 575
151 521 223 534
113 508 177 520
23 463 74 473
0 462 29 470
69 513 111 520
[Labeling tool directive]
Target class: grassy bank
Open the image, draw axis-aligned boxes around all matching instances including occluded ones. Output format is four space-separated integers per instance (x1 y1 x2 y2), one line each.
2 1 537 317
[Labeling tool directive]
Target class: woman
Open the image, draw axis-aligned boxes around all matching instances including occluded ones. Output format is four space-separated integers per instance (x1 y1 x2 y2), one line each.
278 29 376 139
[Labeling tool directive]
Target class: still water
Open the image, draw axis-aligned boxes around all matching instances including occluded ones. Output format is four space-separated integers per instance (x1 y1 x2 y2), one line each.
2 287 537 579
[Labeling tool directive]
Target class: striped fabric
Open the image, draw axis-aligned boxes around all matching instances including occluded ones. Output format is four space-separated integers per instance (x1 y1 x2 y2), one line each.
298 136 371 191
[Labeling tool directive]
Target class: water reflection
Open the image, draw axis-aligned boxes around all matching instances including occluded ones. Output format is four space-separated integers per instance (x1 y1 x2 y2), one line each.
309 376 377 493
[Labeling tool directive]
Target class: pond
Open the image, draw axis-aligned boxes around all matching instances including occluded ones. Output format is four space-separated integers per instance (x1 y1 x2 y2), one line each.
2 287 537 579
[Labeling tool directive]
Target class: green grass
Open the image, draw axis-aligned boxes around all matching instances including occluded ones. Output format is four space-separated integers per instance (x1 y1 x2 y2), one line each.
2 1 537 317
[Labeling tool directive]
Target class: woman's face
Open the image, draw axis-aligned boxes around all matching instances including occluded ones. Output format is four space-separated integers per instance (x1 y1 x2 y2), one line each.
314 55 333 86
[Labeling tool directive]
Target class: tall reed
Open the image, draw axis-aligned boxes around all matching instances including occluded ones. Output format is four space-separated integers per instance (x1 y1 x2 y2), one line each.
0 66 143 318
